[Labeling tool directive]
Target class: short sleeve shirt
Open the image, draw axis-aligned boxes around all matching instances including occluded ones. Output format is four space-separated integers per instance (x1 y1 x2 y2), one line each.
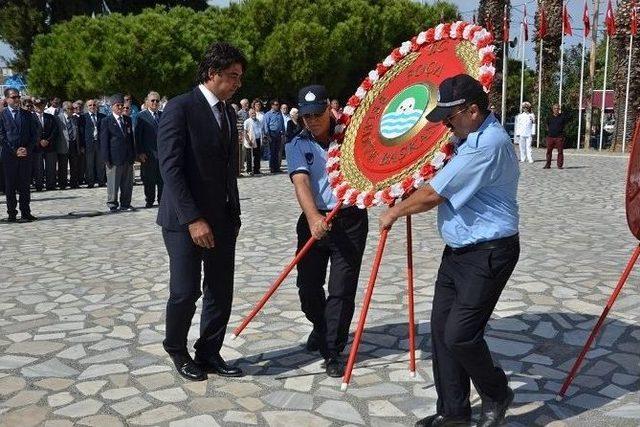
429 113 520 248
285 129 337 210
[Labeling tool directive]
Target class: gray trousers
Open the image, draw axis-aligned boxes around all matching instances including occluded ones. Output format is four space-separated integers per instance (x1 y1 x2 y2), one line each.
106 163 133 209
85 143 106 186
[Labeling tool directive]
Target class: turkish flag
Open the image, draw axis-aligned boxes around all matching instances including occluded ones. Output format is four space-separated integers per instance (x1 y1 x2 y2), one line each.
503 6 509 42
563 4 573 36
605 0 616 36
539 5 548 39
583 2 591 37
523 4 529 41
631 1 638 36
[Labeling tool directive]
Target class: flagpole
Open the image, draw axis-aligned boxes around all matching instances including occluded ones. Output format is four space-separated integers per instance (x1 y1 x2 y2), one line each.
598 33 610 151
520 22 525 108
501 5 508 126
559 23 565 108
577 33 587 150
622 32 634 152
536 38 543 148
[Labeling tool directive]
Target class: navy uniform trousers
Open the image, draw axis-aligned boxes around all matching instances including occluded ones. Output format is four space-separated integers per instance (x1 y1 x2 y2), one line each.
431 234 520 417
295 207 368 359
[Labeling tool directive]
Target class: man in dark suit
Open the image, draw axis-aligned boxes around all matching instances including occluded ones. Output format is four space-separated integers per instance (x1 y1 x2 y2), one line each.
82 99 106 188
100 94 135 212
157 42 246 381
135 91 163 208
0 88 38 222
33 99 60 191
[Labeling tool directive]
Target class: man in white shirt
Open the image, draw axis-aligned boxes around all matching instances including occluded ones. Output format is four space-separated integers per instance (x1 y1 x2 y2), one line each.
514 101 535 163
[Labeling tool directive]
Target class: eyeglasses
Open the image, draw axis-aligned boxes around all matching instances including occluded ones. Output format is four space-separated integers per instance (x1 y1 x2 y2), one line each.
220 72 242 82
149 99 159 103
8 95 20 99
302 112 325 120
123 107 131 111
444 106 469 124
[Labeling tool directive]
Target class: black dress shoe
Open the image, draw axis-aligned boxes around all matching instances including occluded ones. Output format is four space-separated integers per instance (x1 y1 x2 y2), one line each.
21 213 38 222
170 354 207 381
195 354 243 377
415 414 471 427
477 387 513 427
306 330 320 352
145 202 154 208
6 215 18 223
324 358 344 378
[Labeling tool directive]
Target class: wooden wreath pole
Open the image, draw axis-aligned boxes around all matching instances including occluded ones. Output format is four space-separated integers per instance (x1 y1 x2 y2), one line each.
341 224 392 391
558 244 640 398
232 203 343 339
406 215 417 376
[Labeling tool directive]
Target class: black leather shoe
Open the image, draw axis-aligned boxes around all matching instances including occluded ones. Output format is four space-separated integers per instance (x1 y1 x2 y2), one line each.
477 387 514 427
415 414 471 427
170 354 207 382
6 215 18 223
324 358 344 378
195 354 243 377
21 213 38 222
306 330 320 352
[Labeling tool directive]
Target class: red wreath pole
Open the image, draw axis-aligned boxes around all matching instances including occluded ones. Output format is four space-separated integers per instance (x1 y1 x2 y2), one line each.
341 226 391 391
232 203 343 339
558 244 640 398
406 215 417 376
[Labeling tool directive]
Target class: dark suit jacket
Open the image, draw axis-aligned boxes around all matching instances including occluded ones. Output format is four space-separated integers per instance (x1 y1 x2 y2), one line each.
135 110 161 160
156 87 240 233
33 112 60 153
99 114 135 166
80 112 106 150
0 108 38 162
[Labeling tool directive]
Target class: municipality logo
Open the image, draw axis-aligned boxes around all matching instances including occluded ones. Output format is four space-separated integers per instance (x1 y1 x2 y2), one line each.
380 84 430 140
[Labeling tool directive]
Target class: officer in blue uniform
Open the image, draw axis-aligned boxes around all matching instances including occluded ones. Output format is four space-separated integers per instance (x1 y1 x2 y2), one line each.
379 74 520 427
285 85 368 378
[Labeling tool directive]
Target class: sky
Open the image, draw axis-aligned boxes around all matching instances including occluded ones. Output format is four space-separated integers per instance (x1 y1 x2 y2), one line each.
0 0 615 70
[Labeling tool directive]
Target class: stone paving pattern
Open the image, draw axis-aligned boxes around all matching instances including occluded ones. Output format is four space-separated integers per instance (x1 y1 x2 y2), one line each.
0 150 638 426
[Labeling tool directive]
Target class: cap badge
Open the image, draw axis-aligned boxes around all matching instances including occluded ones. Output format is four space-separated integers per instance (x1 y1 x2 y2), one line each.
304 92 316 102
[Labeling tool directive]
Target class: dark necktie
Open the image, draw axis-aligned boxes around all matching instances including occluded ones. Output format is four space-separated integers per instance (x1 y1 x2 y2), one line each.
153 111 159 123
215 102 230 144
118 116 124 133
67 117 74 141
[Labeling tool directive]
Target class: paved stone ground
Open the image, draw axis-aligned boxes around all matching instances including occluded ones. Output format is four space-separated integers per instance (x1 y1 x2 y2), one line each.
0 149 638 427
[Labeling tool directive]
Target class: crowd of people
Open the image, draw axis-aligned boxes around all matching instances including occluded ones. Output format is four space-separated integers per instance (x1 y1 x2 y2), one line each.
0 86 346 222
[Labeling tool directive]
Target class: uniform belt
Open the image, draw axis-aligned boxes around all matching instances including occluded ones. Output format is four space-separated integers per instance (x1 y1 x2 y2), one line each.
448 234 519 255
319 206 361 216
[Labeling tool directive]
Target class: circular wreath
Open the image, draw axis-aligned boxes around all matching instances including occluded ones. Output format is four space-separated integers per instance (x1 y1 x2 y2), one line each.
326 21 496 209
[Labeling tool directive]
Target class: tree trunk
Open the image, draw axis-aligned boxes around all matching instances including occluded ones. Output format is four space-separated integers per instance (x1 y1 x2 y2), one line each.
610 0 640 152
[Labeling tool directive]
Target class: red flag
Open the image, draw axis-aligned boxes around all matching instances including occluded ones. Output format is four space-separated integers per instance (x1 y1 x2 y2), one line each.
523 4 529 41
632 1 638 36
583 2 591 37
539 5 548 39
605 0 616 36
503 5 509 42
563 4 573 36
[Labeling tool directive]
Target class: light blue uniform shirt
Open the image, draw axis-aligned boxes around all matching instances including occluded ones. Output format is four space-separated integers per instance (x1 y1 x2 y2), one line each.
285 129 338 210
429 113 520 248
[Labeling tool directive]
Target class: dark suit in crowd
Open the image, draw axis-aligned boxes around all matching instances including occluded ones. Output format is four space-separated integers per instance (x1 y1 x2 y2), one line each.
32 111 60 191
100 113 135 210
0 107 38 218
66 114 84 188
55 112 78 189
81 111 106 187
157 87 241 368
135 109 163 206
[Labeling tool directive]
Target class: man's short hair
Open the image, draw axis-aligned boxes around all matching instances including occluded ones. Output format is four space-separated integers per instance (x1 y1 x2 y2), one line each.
62 101 73 110
196 42 247 84
146 91 160 101
3 87 18 97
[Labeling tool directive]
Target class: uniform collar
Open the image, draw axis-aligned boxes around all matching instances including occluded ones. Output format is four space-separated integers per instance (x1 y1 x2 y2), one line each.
463 112 496 148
